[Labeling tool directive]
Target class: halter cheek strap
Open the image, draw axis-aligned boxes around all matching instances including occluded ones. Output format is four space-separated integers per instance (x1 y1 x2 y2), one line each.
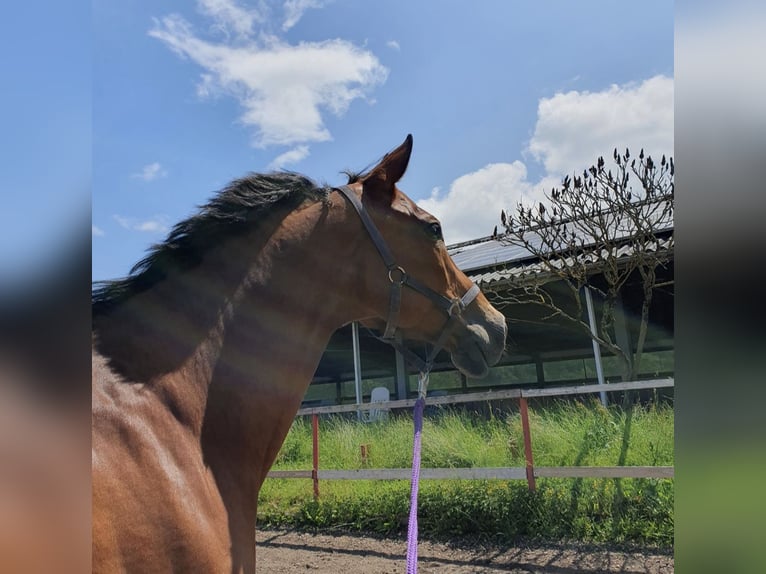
336 185 481 372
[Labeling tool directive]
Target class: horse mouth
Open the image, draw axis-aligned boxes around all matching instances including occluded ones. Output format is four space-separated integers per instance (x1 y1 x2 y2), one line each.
449 320 506 379
450 341 491 378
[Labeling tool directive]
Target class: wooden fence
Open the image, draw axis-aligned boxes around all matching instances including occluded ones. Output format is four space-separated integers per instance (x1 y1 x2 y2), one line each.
266 378 674 496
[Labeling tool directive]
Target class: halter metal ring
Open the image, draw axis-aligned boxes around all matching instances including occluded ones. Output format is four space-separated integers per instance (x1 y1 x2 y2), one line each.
388 265 407 285
447 298 464 317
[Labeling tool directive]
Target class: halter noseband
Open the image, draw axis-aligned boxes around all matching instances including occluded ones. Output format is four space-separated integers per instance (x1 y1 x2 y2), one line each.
336 185 481 373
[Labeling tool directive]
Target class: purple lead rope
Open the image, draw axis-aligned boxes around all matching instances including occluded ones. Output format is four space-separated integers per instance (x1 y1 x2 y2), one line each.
406 395 426 574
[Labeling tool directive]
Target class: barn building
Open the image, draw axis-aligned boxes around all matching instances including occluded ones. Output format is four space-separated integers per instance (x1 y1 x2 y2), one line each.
303 220 674 408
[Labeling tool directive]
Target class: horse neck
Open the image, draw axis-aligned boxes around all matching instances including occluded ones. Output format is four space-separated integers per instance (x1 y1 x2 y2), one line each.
199 193 369 463
199 196 377 572
94 195 369 438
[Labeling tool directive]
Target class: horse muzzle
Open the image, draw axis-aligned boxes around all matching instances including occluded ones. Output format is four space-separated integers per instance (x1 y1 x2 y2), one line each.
449 308 507 378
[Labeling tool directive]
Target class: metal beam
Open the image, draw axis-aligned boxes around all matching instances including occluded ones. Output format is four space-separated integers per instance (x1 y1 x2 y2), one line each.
295 378 673 416
394 332 408 400
351 322 363 420
584 287 607 406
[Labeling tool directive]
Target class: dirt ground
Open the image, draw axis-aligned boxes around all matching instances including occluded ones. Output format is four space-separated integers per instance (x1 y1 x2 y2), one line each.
256 529 673 573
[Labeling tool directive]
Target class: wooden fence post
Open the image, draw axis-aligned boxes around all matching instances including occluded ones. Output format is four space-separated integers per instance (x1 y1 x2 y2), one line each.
312 413 320 499
519 397 536 492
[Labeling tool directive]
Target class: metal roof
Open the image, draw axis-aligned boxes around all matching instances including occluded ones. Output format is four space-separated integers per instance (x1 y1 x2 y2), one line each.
449 237 535 273
448 197 674 277
456 236 673 287
448 229 673 288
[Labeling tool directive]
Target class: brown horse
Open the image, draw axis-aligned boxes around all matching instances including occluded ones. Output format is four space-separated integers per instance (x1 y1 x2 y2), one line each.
92 135 507 573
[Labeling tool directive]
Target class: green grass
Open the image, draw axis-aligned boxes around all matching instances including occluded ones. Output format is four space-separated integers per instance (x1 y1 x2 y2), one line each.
258 401 674 548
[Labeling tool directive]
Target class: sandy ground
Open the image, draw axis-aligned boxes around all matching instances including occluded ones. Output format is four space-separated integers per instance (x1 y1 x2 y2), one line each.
256 529 673 573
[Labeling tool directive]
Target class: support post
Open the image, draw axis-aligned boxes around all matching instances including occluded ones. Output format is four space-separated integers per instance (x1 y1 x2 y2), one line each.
312 413 320 499
352 321 363 420
534 355 545 387
519 396 536 491
584 286 608 406
394 332 408 400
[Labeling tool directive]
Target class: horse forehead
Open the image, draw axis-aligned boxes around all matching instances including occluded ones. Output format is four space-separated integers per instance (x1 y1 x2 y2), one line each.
393 189 436 221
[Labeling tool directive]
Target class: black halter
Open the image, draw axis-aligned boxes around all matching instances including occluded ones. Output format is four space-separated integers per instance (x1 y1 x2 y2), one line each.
336 185 481 373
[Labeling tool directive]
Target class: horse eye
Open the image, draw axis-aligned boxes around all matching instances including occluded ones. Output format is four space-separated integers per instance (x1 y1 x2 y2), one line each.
429 222 443 240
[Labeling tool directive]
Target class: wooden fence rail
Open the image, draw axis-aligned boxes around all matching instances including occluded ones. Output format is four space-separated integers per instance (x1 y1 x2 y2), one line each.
269 466 674 481
266 378 674 495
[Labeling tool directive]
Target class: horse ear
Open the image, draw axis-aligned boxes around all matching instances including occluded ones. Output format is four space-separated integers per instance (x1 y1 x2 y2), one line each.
362 134 413 200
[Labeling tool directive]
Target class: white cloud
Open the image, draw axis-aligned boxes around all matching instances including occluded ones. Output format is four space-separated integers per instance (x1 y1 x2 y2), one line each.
135 220 168 233
283 0 326 31
113 215 169 233
149 14 387 148
419 163 559 245
92 225 104 237
268 145 310 169
528 75 674 176
132 162 168 182
423 75 674 244
113 215 132 229
197 0 263 38
386 40 400 51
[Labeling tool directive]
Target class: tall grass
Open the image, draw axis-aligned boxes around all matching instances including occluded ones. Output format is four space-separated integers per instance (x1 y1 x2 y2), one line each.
258 401 674 547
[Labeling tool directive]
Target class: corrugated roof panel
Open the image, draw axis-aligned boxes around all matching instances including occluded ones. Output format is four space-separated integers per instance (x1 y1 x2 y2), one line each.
461 237 673 287
448 200 673 274
449 239 536 272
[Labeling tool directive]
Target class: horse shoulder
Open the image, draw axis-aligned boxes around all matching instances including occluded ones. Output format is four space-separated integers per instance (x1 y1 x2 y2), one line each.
92 353 230 572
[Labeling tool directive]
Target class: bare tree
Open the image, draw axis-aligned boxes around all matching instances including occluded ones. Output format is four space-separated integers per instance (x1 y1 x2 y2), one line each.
491 149 674 390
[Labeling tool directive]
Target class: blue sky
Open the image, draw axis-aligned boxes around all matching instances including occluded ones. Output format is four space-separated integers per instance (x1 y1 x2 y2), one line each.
90 0 673 281
0 0 90 284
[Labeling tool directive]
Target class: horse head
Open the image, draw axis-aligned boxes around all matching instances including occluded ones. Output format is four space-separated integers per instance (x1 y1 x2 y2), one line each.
344 135 507 378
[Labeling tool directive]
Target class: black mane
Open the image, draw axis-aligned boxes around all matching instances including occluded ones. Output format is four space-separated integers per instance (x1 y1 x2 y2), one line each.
93 172 330 316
